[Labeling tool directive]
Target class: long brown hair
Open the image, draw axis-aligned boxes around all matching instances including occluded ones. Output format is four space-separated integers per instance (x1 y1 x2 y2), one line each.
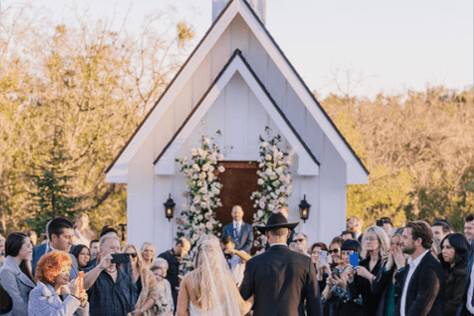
5 232 35 283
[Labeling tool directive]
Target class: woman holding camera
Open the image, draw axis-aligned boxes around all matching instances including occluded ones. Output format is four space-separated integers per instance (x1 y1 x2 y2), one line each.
322 239 364 316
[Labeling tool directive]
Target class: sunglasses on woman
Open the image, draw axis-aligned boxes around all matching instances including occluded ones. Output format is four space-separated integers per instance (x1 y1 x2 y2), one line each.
328 249 340 254
127 252 137 258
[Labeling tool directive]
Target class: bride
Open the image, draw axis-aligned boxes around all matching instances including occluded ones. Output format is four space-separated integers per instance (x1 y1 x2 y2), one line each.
176 234 252 316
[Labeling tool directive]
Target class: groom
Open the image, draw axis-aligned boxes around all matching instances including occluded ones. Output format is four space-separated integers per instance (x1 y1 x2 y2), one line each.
240 211 322 316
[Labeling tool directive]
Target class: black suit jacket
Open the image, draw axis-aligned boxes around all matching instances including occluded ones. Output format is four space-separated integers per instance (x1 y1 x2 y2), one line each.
239 245 322 316
395 252 444 316
458 242 474 316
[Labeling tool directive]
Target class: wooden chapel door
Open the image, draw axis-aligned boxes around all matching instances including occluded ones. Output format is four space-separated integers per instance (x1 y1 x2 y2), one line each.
215 161 258 228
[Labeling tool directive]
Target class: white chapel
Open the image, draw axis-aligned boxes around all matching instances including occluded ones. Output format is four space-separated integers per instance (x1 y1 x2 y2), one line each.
106 0 369 252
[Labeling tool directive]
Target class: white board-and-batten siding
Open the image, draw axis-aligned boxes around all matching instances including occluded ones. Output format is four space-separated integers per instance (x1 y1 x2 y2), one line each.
124 14 346 251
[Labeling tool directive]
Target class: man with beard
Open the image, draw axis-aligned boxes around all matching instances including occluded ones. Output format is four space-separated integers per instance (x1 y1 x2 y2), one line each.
158 237 191 309
397 221 444 316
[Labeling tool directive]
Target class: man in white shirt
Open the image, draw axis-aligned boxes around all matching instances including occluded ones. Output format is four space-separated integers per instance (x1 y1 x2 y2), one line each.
222 205 254 254
398 221 444 316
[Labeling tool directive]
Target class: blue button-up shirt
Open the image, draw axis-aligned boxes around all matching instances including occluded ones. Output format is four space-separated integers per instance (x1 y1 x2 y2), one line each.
87 263 137 316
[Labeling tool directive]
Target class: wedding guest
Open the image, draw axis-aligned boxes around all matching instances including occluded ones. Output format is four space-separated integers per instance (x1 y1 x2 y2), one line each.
124 244 159 316
28 250 88 316
151 258 174 316
340 230 355 241
371 228 406 316
158 237 191 308
355 225 390 315
347 216 364 241
432 218 453 243
99 225 119 239
292 232 309 256
73 213 96 246
439 233 469 316
0 232 35 316
70 245 91 272
323 239 363 316
84 234 137 316
221 235 251 286
32 217 76 276
310 242 330 295
27 230 38 247
222 205 254 254
89 240 99 261
0 233 5 268
328 237 344 268
376 217 394 237
398 221 444 315
464 214 474 244
141 242 156 269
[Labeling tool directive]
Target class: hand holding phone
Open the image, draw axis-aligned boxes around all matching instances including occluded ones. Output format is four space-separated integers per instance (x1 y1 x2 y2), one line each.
349 252 359 267
319 250 328 266
111 253 130 264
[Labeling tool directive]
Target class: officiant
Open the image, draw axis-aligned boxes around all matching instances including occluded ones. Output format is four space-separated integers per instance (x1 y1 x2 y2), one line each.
222 205 254 254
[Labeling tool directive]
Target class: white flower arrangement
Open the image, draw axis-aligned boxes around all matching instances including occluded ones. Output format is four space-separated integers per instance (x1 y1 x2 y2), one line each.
251 126 292 249
176 133 225 269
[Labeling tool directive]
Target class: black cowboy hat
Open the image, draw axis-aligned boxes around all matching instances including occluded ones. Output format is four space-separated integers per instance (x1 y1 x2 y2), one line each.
256 212 299 233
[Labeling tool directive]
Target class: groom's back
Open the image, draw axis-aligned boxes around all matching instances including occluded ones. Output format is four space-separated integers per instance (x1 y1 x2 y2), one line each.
240 245 321 316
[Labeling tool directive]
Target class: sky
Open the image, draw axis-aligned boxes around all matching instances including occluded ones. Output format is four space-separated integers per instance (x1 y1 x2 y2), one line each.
2 0 473 97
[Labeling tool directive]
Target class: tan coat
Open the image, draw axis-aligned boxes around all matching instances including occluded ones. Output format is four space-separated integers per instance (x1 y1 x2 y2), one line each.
135 268 159 316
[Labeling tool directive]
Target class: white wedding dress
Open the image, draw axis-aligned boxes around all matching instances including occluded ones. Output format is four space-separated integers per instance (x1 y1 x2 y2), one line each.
186 235 241 316
189 303 226 316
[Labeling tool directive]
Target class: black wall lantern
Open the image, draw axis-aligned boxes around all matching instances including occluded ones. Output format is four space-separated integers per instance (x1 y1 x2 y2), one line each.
164 194 176 221
299 195 311 222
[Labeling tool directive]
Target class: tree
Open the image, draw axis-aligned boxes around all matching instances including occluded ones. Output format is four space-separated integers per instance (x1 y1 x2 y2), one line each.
27 127 83 232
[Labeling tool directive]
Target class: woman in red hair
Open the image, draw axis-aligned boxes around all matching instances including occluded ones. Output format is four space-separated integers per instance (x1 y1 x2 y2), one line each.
28 250 88 316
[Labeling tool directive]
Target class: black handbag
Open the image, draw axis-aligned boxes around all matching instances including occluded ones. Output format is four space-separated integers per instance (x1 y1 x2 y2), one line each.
0 283 13 314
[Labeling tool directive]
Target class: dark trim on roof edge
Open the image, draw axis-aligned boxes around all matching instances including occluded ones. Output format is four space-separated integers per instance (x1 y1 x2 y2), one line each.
241 0 369 175
107 0 368 176
105 0 235 174
153 49 320 168
153 49 241 165
237 51 320 167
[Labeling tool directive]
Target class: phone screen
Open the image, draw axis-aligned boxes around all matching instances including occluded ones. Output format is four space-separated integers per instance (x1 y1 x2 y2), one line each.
111 253 130 264
319 250 328 265
349 252 359 267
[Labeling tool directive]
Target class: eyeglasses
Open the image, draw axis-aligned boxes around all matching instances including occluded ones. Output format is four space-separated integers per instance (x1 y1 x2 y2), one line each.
295 239 305 243
328 249 340 254
127 253 137 258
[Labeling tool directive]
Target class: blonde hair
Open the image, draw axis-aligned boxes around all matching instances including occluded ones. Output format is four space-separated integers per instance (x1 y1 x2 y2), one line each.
140 242 156 266
123 244 144 271
360 225 390 259
191 235 237 310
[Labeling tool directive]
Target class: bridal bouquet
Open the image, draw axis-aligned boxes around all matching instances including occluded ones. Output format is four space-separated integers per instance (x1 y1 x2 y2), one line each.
176 133 225 269
251 127 292 249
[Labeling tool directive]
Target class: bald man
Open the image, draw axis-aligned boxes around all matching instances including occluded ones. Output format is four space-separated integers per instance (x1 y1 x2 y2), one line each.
222 205 254 254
